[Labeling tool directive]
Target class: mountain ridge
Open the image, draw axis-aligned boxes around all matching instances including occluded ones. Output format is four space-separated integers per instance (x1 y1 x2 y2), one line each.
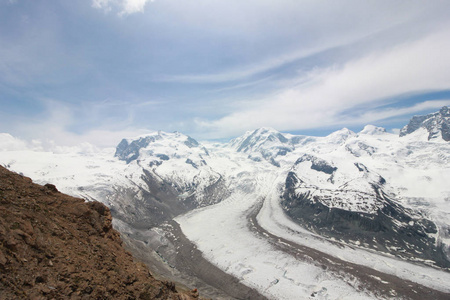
1 106 449 299
400 106 450 141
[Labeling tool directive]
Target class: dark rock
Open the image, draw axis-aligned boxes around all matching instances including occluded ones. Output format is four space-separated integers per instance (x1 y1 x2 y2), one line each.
185 158 198 169
400 106 450 141
0 166 197 299
281 171 449 268
184 136 199 148
115 136 160 164
44 184 58 193
295 154 337 174
156 154 170 161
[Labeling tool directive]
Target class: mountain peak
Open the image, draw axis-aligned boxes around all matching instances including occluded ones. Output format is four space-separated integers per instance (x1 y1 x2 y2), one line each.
359 125 387 135
114 131 200 163
325 128 356 144
440 105 449 115
400 106 449 141
230 127 288 153
253 127 280 134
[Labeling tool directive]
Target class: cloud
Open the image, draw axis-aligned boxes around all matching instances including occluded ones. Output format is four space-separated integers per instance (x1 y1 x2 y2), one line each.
339 100 450 126
0 133 29 151
92 0 113 12
196 27 450 138
4 99 153 150
121 0 152 15
92 0 153 15
151 7 407 84
3 1 450 146
146 0 448 85
156 43 348 84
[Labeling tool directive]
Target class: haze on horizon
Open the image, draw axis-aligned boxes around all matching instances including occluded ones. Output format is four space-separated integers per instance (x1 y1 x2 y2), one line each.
1 0 450 148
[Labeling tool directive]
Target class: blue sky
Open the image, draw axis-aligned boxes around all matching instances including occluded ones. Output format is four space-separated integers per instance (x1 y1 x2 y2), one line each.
1 0 449 147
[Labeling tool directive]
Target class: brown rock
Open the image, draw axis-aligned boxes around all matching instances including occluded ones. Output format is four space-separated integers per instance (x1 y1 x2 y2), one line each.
0 166 198 300
44 183 58 193
0 250 7 265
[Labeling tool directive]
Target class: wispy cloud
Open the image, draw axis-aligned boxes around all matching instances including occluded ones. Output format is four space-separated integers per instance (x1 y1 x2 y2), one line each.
92 0 153 16
156 44 341 83
7 99 156 149
339 100 450 127
195 27 450 138
155 28 388 84
2 1 450 146
0 133 29 151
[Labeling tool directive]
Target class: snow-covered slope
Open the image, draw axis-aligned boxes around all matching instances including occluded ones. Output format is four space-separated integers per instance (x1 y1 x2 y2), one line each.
400 105 450 141
1 107 449 299
114 131 228 209
228 127 294 167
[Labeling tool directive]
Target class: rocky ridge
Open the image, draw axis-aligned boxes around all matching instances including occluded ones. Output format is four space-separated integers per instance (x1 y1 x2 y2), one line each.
1 107 449 298
400 106 450 141
110 131 229 230
0 166 199 299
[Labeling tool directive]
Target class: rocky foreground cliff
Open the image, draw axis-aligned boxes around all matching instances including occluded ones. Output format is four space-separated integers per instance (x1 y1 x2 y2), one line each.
0 166 199 299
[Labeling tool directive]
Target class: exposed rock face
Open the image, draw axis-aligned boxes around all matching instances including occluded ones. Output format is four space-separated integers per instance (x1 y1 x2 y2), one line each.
400 106 450 141
295 154 337 175
110 132 230 231
0 166 198 299
115 135 163 164
281 170 449 268
115 132 201 164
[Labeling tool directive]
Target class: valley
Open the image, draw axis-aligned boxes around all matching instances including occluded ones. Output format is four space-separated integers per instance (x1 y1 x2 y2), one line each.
0 107 449 299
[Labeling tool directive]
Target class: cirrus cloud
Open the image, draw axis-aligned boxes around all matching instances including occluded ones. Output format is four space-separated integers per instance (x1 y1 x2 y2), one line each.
196 27 450 138
92 0 153 15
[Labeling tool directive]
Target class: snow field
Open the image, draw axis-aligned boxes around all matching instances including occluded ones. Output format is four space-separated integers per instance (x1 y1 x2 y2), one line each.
257 184 450 293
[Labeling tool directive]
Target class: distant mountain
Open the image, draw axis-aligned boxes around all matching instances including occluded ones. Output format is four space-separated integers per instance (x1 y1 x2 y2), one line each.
104 109 450 267
400 106 450 141
359 124 387 135
115 131 201 164
111 131 229 229
1 106 449 298
228 127 293 166
281 156 447 267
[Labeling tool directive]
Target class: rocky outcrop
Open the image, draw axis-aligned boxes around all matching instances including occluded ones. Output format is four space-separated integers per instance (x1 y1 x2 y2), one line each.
294 154 337 175
110 132 229 231
281 171 449 268
0 166 199 299
115 132 202 164
115 135 163 164
400 106 450 141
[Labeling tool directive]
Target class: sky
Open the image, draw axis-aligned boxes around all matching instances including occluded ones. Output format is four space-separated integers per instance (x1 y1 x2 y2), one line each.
0 0 449 148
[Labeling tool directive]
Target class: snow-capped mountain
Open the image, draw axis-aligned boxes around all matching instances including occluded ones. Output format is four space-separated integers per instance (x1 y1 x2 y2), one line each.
228 127 294 166
107 131 229 229
1 107 450 299
400 105 449 141
282 155 446 267
224 116 449 267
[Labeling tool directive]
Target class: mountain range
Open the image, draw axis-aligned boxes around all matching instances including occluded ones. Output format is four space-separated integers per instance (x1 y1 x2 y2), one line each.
0 106 449 299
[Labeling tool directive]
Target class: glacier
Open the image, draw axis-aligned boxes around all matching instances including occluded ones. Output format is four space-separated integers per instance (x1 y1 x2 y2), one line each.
1 107 449 299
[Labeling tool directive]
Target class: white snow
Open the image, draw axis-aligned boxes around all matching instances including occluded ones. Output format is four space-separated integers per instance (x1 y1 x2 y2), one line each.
176 141 450 298
1 126 449 299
